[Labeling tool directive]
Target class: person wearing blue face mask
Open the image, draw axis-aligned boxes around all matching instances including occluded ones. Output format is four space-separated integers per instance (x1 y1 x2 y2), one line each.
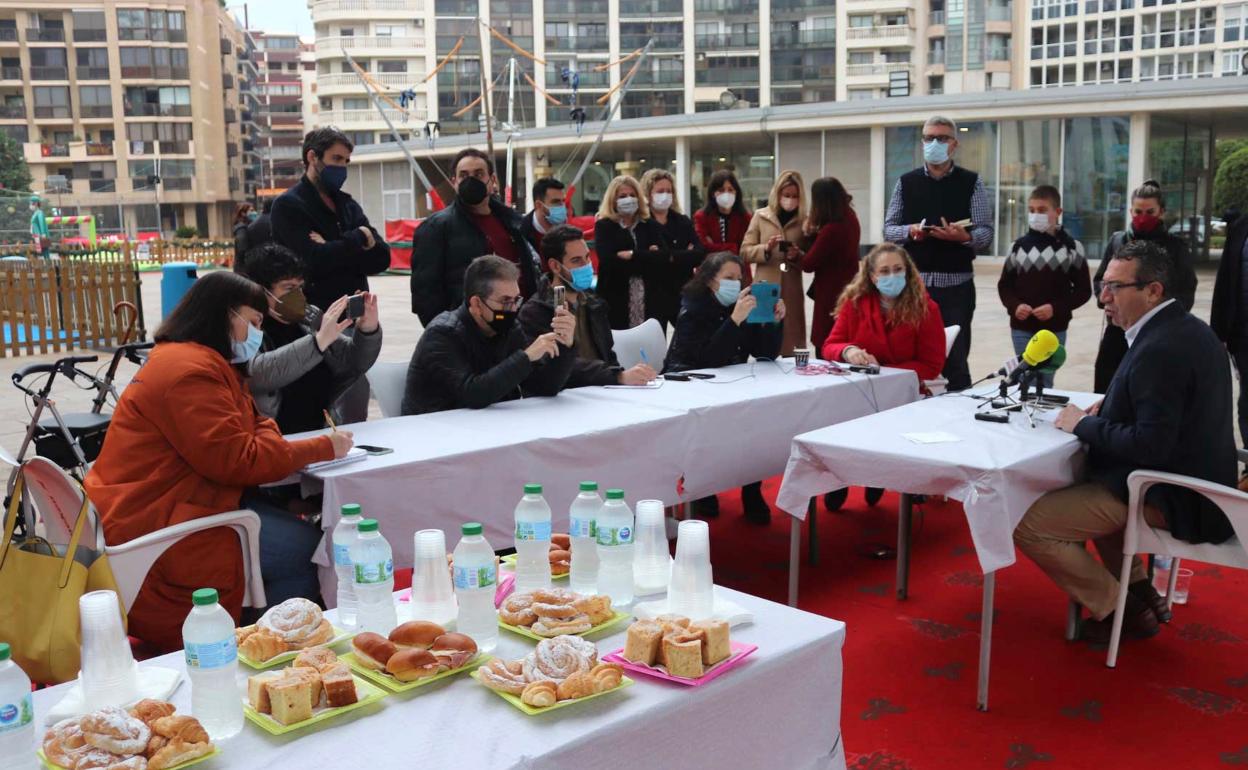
883 115 993 392
518 225 658 387
522 177 569 254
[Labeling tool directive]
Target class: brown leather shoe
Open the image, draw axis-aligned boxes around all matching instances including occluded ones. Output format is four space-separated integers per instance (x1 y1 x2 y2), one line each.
1080 593 1160 644
1129 579 1172 623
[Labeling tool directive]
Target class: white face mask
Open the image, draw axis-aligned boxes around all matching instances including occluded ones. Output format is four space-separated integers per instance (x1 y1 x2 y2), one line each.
650 192 673 212
617 196 639 216
715 192 736 210
1028 212 1054 233
780 196 799 213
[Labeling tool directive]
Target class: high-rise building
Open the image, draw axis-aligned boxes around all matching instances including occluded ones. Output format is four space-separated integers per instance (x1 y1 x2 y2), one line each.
0 1 257 237
253 31 313 197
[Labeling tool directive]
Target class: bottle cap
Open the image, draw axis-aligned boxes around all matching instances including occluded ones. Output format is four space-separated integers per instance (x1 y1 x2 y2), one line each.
191 588 218 606
358 519 379 533
579 481 598 491
341 503 362 517
0 642 10 662
606 489 625 500
524 483 543 494
462 522 483 536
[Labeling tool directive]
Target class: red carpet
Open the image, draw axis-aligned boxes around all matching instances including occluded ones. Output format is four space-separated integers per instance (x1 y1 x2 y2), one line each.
701 478 1248 770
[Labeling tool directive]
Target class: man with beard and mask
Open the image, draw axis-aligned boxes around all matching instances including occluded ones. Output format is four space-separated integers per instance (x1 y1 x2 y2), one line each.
521 177 568 255
884 115 994 392
402 255 577 415
518 224 657 387
1092 179 1197 393
237 243 383 435
410 148 542 326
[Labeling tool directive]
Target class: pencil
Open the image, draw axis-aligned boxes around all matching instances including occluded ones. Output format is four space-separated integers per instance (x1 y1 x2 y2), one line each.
323 409 338 432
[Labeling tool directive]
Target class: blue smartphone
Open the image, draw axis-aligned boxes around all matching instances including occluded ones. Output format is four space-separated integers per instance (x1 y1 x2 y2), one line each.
747 281 780 325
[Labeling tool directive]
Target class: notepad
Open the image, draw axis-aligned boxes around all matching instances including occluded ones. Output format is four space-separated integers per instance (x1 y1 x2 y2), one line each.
303 447 368 474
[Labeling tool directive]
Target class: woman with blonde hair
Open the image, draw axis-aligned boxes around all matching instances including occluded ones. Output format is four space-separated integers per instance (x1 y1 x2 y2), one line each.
641 167 705 329
741 170 809 354
595 174 669 329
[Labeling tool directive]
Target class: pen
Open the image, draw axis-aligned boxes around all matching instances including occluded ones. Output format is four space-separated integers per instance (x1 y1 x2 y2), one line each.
323 409 337 433
639 348 649 366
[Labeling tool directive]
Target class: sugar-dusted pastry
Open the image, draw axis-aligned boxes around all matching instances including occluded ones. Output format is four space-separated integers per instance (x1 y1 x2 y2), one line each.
622 620 664 666
79 706 151 756
73 750 147 770
522 635 597 683
239 628 287 662
258 598 331 648
320 664 359 707
499 592 538 626
267 677 315 725
520 680 558 708
572 594 614 626
556 670 597 700
689 619 731 665
292 647 338 672
42 717 90 768
661 633 705 679
478 658 528 694
530 615 593 637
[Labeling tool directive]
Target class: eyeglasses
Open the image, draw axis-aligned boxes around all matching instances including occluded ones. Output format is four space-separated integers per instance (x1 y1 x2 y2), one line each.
485 297 524 312
922 135 954 144
1095 280 1149 295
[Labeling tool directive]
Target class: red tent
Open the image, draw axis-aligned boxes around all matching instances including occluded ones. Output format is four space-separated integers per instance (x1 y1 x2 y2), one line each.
383 212 600 272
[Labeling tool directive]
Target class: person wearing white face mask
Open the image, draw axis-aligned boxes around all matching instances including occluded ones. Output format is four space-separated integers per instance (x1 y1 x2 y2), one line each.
741 170 810 355
641 168 706 330
694 170 753 289
997 185 1092 388
594 174 669 329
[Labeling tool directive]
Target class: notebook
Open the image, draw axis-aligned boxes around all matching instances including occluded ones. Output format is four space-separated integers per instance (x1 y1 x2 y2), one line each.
303 447 368 475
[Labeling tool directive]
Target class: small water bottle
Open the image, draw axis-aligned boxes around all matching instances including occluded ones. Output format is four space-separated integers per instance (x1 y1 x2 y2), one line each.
1152 555 1173 596
596 489 635 606
0 643 37 770
351 519 397 634
569 481 603 595
514 483 553 593
332 503 363 628
453 522 499 653
182 589 243 741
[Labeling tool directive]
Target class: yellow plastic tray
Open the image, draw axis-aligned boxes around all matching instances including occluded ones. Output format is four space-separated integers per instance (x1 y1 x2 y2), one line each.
341 651 493 693
499 609 629 642
469 670 634 715
242 673 386 735
39 748 220 770
238 626 355 670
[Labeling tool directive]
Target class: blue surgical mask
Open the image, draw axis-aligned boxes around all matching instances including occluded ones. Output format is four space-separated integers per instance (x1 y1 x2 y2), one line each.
318 163 348 193
546 204 568 225
230 316 264 363
247 211 259 222
923 139 950 165
568 263 595 293
875 273 906 299
714 279 741 307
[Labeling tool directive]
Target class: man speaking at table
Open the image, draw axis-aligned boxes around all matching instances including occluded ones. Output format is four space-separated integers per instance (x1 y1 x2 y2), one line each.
1014 240 1236 642
402 255 577 415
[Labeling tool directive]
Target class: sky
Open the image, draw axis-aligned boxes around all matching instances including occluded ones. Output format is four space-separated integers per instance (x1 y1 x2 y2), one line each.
226 0 313 38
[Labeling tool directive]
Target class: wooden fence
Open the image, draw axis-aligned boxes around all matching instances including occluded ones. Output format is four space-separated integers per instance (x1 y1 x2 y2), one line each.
1 240 235 269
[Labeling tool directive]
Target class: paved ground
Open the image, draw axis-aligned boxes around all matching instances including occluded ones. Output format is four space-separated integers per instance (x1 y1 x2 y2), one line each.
0 261 1227 460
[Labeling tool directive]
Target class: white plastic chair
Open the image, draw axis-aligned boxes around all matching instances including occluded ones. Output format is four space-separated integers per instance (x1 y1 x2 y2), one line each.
366 361 409 418
611 318 667 371
922 324 961 396
20 457 267 613
1106 467 1248 668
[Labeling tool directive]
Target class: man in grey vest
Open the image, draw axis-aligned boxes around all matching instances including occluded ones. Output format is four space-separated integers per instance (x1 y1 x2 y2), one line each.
884 115 994 390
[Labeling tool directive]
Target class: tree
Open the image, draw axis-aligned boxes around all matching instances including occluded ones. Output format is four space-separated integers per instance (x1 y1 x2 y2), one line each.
0 131 33 241
1216 138 1248 171
1213 147 1248 219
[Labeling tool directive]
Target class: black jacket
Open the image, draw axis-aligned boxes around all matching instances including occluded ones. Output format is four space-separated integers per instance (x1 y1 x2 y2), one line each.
401 304 576 415
270 176 390 310
520 210 544 254
1075 302 1235 544
651 212 706 328
518 275 621 387
1211 215 1248 352
410 199 541 326
233 214 274 272
663 289 783 373
593 217 670 329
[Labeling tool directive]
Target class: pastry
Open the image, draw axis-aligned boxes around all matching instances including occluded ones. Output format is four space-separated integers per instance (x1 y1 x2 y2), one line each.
283 666 324 708
293 647 338 672
351 631 397 670
522 635 597 683
550 533 571 550
690 619 731 665
292 618 335 649
589 662 623 691
622 620 664 666
234 624 256 645
548 548 571 576
499 592 538 626
320 664 359 707
556 670 597 700
572 595 614 626
239 628 287 662
388 620 445 650
42 717 89 768
149 716 208 745
656 614 691 631
147 740 212 770
267 676 315 726
258 598 330 648
144 733 169 759
661 632 705 679
520 680 558 708
385 648 442 682
532 600 580 619
80 706 151 756
247 671 283 714
73 750 148 770
127 700 175 727
478 658 528 694
429 632 478 669
531 616 593 637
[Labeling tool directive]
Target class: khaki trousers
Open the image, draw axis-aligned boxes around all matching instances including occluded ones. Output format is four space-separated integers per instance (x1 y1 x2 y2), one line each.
1014 482 1168 619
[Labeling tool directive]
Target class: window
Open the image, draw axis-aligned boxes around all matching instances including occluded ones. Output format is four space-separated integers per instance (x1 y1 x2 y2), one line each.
33 86 70 118
928 75 944 94
378 60 408 73
1222 48 1247 74
343 98 368 109
339 28 355 37
78 85 111 106
375 24 406 37
849 15 873 27
884 50 911 62
883 13 907 26
117 9 149 40
1226 4 1246 43
72 11 106 42
849 51 874 64
848 89 876 100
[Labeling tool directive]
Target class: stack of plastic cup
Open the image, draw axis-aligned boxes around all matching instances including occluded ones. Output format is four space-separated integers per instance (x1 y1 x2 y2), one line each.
78 590 139 709
632 500 672 596
667 520 715 620
409 529 457 626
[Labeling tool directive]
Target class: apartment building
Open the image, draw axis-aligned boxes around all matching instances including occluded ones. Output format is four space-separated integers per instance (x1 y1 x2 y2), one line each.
0 1 257 237
253 31 314 196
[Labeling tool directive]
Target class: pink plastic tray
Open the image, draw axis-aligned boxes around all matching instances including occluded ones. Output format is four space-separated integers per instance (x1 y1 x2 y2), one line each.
398 573 516 609
602 640 758 687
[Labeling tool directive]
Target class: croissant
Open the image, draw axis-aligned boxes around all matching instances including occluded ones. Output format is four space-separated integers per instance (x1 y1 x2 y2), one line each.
148 738 214 770
520 680 559 708
128 699 175 727
590 662 623 692
572 595 614 626
556 670 597 700
150 715 209 745
240 628 288 661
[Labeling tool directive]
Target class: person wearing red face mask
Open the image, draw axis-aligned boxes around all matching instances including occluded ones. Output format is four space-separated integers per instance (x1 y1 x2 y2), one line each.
1092 180 1197 393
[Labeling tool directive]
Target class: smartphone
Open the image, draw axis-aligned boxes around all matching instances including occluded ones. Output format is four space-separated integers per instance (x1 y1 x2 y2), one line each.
347 294 365 320
355 444 394 456
553 285 566 309
778 239 792 251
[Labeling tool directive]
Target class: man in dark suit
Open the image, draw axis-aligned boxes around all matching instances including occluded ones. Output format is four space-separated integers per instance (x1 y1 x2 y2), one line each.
1015 240 1236 643
1210 213 1248 489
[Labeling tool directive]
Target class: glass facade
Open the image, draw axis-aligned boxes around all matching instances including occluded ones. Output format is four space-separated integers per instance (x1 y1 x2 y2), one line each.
1148 116 1214 253
1063 116 1129 257
998 119 1062 252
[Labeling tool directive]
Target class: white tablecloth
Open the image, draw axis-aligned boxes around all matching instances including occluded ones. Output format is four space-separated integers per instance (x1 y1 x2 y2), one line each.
32 587 848 770
776 388 1099 573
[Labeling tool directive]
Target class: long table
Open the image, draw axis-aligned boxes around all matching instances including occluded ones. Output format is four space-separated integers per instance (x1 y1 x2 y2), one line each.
775 387 1098 710
32 587 849 770
295 361 920 600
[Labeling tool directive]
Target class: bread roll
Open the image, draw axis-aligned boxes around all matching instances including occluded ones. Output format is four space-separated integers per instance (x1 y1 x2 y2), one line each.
351 632 397 670
388 620 446 650
430 632 478 669
385 648 442 682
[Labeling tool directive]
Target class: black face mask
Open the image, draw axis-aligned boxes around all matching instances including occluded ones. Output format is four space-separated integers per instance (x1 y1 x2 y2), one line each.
487 308 518 335
458 176 489 206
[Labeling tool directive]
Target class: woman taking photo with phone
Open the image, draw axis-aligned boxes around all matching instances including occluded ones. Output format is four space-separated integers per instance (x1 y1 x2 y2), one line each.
741 170 809 354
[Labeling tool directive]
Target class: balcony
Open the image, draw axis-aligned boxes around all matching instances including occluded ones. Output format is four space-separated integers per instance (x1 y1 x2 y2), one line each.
987 5 1012 21
620 33 685 51
620 0 683 15
88 178 117 193
319 72 415 91
80 105 113 119
771 64 836 82
693 0 758 12
41 143 70 156
631 69 685 86
772 0 837 9
544 0 608 16
318 107 407 125
125 103 192 118
31 66 69 81
227 143 238 158
0 103 23 119
33 105 71 119
26 28 65 43
0 28 17 43
694 67 759 85
85 141 114 156
312 0 423 19
121 66 189 81
546 68 609 88
435 0 477 13
160 140 192 155
321 35 425 52
162 177 192 191
545 35 609 53
76 66 110 80
269 113 302 126
73 28 107 42
845 61 912 79
694 32 759 49
169 29 187 43
845 25 915 45
436 34 479 54
987 48 1010 61
0 66 20 81
770 28 837 47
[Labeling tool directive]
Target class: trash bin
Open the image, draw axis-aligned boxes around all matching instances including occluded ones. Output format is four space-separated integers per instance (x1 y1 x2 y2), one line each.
161 261 198 319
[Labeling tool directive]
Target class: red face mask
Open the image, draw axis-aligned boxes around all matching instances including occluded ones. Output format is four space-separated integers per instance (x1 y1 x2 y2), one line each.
1131 213 1162 234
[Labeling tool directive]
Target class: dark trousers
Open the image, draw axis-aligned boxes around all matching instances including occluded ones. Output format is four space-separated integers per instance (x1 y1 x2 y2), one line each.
1235 350 1248 453
242 490 325 609
927 279 976 391
1094 324 1128 394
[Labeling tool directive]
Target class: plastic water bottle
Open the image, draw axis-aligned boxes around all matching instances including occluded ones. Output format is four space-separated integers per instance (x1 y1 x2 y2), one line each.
514 483 553 592
351 519 397 634
182 589 243 741
332 503 363 628
0 643 36 770
569 481 603 595
1152 555 1173 596
596 489 635 606
453 522 499 653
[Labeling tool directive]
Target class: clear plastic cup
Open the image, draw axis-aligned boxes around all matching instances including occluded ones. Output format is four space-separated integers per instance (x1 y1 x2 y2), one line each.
79 590 138 709
410 529 457 625
633 500 672 596
668 520 714 620
1172 567 1193 605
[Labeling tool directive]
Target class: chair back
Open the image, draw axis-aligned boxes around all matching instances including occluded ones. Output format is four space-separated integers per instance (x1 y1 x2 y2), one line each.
366 361 409 418
20 456 103 551
611 318 667 371
943 325 961 356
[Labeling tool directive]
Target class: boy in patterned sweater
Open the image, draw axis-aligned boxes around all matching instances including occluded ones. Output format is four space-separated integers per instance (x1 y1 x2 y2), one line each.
997 185 1093 386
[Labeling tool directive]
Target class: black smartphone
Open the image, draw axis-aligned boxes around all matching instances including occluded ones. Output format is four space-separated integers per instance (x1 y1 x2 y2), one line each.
347 294 365 320
355 444 393 456
778 239 792 251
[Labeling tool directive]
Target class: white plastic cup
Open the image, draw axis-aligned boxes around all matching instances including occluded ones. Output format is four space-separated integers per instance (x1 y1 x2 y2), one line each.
1172 567 1193 605
632 500 672 596
668 521 714 620
409 529 457 625
78 590 139 709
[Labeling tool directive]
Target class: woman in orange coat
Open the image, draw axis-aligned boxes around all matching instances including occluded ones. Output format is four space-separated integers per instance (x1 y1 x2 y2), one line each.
85 271 354 651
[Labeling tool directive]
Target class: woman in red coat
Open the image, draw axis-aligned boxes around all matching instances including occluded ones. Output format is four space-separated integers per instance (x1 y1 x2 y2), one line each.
820 243 946 511
801 177 861 350
693 169 753 287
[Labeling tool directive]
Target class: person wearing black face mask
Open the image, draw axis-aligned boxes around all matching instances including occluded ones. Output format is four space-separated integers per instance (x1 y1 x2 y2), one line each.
1091 179 1197 393
410 147 543 326
402 255 577 415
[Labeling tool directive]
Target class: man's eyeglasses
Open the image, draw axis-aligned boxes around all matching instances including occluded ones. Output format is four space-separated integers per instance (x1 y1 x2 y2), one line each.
1095 280 1149 295
486 297 524 312
922 135 954 145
